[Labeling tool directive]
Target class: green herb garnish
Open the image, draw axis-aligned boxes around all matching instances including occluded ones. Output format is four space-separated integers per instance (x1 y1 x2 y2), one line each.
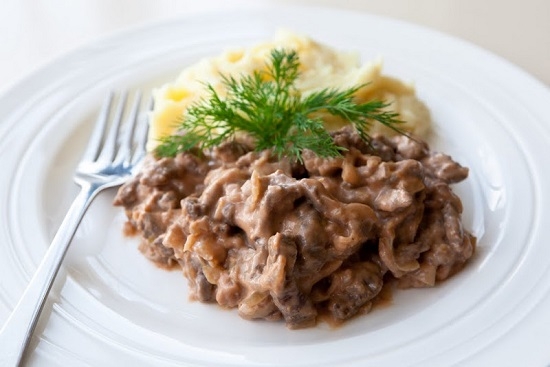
155 49 404 161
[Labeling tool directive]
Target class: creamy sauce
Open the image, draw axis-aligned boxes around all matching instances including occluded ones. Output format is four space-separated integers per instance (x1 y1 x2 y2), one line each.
114 128 475 329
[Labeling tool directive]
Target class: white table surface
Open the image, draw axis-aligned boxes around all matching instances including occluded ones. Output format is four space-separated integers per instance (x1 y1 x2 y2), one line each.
1 0 549 95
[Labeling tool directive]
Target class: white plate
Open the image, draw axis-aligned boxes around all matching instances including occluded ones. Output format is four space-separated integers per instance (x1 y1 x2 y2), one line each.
1 5 550 366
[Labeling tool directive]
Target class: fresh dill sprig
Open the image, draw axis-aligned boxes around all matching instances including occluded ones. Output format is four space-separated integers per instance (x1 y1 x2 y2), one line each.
155 48 404 161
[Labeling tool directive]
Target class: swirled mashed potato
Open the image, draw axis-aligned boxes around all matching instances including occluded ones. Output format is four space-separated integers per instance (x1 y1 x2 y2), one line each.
148 30 431 150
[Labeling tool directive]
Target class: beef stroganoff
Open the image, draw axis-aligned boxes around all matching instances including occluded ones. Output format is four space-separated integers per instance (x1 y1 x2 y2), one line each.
114 31 475 329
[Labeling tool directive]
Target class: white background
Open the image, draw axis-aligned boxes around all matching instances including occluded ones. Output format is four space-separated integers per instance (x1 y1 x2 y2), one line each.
1 0 549 95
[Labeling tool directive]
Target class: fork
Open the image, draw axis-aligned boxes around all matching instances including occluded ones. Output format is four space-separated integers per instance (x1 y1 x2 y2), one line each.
0 91 150 366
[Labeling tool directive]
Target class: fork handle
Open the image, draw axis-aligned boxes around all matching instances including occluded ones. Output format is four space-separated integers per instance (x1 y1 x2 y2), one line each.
0 183 99 367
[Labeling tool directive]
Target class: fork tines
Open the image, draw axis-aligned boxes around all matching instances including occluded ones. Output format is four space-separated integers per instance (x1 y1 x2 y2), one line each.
83 91 151 169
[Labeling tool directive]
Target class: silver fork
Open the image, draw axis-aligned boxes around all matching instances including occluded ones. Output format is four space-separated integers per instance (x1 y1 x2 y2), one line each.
0 91 150 366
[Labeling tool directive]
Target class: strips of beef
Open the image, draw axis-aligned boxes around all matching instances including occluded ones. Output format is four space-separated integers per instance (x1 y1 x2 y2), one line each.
114 127 476 329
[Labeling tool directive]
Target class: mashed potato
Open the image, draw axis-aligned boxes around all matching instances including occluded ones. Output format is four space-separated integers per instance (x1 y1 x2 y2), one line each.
148 30 431 150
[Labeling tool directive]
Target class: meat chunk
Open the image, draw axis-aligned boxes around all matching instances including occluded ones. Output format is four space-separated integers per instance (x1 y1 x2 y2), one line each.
325 262 384 321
